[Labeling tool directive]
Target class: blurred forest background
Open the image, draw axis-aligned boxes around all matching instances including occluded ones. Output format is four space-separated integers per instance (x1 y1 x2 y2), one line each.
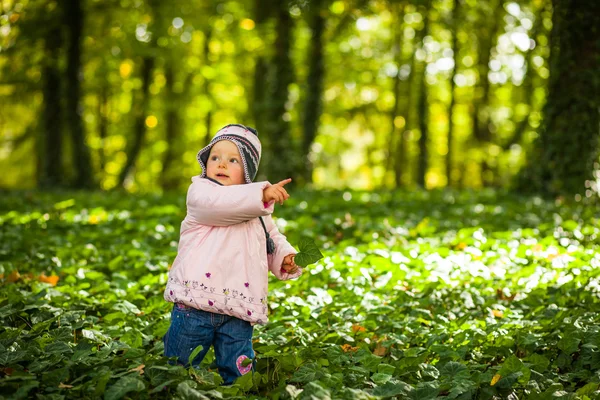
0 0 598 197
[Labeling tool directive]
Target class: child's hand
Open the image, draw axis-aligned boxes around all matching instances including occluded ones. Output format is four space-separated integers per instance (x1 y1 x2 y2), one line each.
282 254 299 274
263 178 292 205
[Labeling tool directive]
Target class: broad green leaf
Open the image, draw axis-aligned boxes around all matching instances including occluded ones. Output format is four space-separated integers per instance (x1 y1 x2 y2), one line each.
176 381 210 400
44 341 73 356
440 361 469 380
290 363 321 383
527 353 550 373
557 335 581 355
301 381 331 399
103 376 145 400
498 355 531 385
294 238 324 267
371 372 392 385
409 382 439 400
377 364 395 375
371 381 412 398
233 370 253 391
577 383 599 396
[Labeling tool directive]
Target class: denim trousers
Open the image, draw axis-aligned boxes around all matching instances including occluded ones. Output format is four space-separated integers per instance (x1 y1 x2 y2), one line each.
163 303 255 385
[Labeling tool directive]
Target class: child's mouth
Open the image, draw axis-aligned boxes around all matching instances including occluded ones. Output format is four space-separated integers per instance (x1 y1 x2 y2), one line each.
216 173 229 178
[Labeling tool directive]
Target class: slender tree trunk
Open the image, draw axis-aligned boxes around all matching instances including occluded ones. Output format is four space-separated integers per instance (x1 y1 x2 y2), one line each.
417 70 429 188
446 0 461 186
266 2 295 180
386 3 405 188
252 0 271 139
517 0 600 196
394 10 422 187
161 62 178 190
417 1 432 188
471 0 505 186
301 0 326 185
118 56 154 187
63 0 94 188
97 84 109 172
40 24 63 188
202 27 213 146
472 0 503 143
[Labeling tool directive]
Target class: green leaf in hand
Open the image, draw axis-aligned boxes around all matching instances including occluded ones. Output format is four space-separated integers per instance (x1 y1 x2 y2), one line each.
242 357 253 367
294 238 324 267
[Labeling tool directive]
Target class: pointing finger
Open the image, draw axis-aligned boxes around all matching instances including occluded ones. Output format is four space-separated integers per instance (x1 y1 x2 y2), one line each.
276 178 292 187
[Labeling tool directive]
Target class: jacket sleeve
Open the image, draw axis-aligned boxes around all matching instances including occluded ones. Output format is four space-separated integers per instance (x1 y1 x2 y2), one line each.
186 176 275 226
264 215 302 281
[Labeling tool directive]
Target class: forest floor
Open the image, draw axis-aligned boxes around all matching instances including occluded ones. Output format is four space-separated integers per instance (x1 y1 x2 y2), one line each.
1 189 599 399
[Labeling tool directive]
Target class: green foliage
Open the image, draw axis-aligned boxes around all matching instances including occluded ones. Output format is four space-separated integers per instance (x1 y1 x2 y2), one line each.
1 188 600 399
0 0 562 192
294 238 324 268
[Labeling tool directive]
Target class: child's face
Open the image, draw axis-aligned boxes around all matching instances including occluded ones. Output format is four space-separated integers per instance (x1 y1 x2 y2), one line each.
206 140 245 185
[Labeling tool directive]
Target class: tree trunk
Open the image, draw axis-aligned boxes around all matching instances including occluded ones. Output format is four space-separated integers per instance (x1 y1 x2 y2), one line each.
446 0 461 186
386 3 405 188
161 62 178 190
40 24 63 188
97 84 109 172
472 0 505 186
301 0 326 185
416 1 432 188
252 0 272 142
472 0 503 143
202 27 214 147
118 56 154 187
64 0 94 188
517 0 600 196
266 2 295 180
394 8 422 187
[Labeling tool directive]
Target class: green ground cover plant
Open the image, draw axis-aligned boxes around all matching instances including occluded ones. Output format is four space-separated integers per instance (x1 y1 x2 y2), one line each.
1 189 599 399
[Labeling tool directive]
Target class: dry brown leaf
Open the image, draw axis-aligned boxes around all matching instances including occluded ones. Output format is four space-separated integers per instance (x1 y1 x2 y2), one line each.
496 289 516 301
59 383 73 389
39 274 60 286
373 343 388 356
341 344 358 353
7 270 20 282
351 324 366 334
373 336 389 356
128 364 145 375
492 309 503 318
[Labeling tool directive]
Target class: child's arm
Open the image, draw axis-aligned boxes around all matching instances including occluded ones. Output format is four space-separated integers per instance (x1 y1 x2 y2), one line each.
186 176 274 226
264 215 302 280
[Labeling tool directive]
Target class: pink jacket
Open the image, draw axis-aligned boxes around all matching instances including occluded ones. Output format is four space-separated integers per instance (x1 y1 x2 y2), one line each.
164 176 301 324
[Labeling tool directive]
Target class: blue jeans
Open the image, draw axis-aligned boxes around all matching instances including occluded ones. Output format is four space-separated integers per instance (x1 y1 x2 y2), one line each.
163 303 255 385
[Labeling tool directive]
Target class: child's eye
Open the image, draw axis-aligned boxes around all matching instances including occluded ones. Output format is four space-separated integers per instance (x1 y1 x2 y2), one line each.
211 156 219 161
230 158 239 163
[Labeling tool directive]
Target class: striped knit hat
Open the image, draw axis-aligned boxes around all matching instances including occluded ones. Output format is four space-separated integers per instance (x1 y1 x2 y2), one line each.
197 124 262 184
